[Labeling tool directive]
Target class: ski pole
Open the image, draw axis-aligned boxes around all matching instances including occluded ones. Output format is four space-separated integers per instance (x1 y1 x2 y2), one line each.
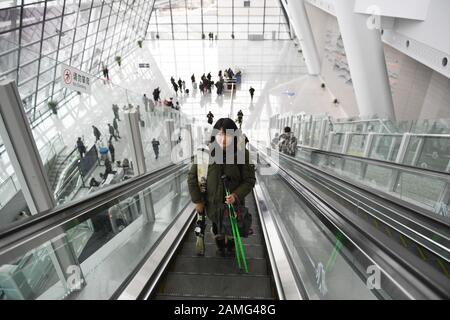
221 175 248 273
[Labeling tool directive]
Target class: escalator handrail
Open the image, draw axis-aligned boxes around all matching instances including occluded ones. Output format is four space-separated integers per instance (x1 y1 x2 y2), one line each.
282 145 450 229
257 146 450 299
252 182 305 300
0 159 191 261
270 146 450 254
296 144 450 180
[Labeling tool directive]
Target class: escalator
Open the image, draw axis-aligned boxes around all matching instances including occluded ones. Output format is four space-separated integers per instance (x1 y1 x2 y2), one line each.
153 194 277 300
0 148 448 300
251 145 449 299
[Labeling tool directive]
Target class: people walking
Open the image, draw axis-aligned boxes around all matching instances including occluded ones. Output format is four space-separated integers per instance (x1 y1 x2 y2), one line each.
108 123 119 142
143 94 149 112
108 141 115 163
113 118 121 138
92 125 101 142
249 87 255 100
112 104 120 121
76 137 86 158
152 138 160 159
237 110 243 129
153 87 161 103
207 111 214 125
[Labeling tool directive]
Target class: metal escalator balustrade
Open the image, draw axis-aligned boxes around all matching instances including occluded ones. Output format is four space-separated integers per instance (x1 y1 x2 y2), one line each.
255 144 449 299
0 160 191 300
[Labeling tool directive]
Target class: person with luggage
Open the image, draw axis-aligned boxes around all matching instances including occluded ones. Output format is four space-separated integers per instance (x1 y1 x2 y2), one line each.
207 111 214 125
92 125 101 142
152 138 160 159
89 177 100 188
104 157 116 176
187 118 256 256
76 137 86 158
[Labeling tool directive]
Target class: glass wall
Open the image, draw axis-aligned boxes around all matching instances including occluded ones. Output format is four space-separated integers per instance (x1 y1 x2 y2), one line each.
0 0 154 126
148 0 290 41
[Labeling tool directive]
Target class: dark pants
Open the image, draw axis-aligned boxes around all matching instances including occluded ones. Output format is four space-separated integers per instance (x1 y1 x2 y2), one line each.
153 148 159 159
78 149 85 158
110 152 115 162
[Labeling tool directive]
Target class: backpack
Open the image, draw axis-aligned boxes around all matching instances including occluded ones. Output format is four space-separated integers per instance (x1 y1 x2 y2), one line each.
222 204 252 237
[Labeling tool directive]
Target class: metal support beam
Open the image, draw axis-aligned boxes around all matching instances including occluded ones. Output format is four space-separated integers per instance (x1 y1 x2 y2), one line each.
0 80 56 214
0 80 85 295
124 106 154 222
334 0 395 120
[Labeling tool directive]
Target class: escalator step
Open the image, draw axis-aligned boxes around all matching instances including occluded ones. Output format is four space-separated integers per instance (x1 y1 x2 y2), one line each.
184 227 265 245
179 242 266 259
167 256 269 276
157 273 274 299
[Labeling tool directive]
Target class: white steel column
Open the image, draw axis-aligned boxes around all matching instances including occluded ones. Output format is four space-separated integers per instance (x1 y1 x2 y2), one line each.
0 80 56 214
333 0 395 120
124 108 147 175
0 80 85 294
281 0 321 75
124 107 155 222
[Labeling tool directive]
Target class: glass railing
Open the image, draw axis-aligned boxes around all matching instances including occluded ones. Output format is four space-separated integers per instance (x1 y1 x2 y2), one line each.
0 38 193 227
0 163 190 300
0 175 20 209
269 114 450 174
0 133 66 210
306 150 450 218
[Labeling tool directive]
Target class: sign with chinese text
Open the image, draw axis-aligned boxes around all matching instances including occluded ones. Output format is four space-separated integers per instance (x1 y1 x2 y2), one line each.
61 63 91 94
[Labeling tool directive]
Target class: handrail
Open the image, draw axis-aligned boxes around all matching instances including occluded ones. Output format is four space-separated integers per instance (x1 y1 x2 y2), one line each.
289 145 450 230
333 118 393 134
274 146 450 253
0 158 191 264
297 145 450 181
252 180 305 300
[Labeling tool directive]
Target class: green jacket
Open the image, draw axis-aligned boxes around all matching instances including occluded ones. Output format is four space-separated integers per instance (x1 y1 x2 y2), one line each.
188 149 256 226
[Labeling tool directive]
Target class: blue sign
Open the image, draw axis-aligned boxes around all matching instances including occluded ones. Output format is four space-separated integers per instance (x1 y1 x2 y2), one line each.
283 91 295 97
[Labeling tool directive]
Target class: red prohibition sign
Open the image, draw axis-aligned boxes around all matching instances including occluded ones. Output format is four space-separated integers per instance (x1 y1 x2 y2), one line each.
64 69 72 84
